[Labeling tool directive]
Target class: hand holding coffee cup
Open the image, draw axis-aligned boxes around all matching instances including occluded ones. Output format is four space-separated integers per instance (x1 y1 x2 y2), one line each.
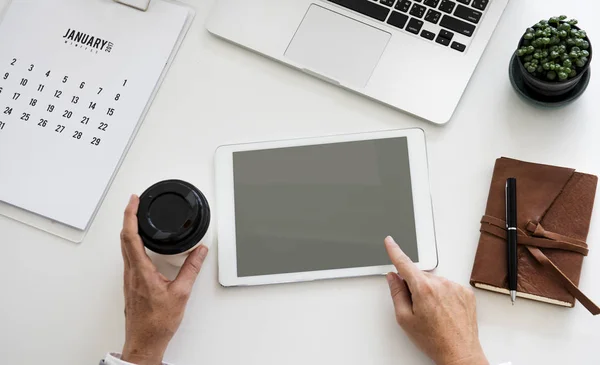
120 194 209 364
137 179 211 266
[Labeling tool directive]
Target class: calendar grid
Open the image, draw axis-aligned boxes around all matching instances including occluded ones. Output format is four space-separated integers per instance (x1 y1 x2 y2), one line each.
0 57 130 148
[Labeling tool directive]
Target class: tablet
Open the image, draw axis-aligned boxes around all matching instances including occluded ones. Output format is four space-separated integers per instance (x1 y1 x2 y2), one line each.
215 128 437 287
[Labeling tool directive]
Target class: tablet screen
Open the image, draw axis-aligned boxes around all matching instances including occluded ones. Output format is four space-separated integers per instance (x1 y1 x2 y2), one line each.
232 137 418 277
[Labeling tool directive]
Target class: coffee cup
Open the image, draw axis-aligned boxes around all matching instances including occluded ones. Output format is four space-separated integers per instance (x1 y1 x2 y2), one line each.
137 179 210 266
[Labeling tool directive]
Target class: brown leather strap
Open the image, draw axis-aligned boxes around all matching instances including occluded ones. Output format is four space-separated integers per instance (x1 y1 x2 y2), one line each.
480 217 589 255
526 246 600 315
482 215 525 234
526 221 589 248
481 214 599 315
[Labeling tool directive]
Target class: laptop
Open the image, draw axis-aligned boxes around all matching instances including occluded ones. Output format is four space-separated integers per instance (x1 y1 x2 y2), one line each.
206 0 509 124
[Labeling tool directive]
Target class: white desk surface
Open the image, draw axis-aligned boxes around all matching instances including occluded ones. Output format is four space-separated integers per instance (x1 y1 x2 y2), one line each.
1 0 598 364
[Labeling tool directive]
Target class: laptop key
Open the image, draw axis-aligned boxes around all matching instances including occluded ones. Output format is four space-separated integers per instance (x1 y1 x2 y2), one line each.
395 0 412 12
435 34 451 46
423 0 440 7
439 0 456 13
439 14 476 36
387 11 410 29
471 0 489 11
420 29 436 40
454 4 482 24
327 0 390 22
424 9 441 24
409 4 426 18
406 18 424 34
380 0 395 7
451 41 466 52
439 29 454 40
456 0 470 4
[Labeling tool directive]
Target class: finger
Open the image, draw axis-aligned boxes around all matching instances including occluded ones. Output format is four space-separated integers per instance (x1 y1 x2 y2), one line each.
121 194 152 267
171 245 209 296
121 236 130 270
384 236 423 289
386 273 413 322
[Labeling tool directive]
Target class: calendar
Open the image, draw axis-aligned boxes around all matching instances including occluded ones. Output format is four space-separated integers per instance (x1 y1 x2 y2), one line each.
0 0 193 240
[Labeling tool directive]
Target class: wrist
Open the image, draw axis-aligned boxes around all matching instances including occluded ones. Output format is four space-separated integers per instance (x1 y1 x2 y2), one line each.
121 340 168 365
438 347 489 365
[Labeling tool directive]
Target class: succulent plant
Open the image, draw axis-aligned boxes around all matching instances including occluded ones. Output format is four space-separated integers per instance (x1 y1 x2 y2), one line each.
517 15 590 82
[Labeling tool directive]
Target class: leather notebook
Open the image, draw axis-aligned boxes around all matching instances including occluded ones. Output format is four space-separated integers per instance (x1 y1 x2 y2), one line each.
470 157 600 315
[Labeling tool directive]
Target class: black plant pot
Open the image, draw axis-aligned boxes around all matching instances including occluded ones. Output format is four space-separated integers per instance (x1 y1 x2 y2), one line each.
516 26 592 97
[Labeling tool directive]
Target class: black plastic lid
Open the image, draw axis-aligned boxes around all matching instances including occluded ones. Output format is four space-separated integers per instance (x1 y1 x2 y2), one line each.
137 180 210 255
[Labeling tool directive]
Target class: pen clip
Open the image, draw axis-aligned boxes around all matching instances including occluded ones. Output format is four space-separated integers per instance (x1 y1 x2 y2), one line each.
505 181 509 229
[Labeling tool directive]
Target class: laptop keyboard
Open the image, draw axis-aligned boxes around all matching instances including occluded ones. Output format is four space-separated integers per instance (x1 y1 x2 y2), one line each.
326 0 490 52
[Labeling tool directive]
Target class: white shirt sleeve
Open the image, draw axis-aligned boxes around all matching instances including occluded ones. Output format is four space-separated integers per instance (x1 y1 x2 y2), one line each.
102 353 173 365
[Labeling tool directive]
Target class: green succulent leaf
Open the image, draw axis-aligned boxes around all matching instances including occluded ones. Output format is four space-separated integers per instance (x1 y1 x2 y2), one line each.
569 69 577 78
547 71 557 80
558 23 571 31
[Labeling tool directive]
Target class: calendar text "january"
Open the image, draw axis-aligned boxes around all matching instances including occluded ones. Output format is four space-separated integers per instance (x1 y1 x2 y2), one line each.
62 28 113 52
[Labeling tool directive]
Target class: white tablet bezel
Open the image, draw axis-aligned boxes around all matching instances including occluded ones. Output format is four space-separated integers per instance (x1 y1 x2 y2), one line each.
215 128 437 287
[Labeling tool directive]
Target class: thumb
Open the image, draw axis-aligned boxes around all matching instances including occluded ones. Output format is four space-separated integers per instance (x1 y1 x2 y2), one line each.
171 245 209 296
386 272 413 324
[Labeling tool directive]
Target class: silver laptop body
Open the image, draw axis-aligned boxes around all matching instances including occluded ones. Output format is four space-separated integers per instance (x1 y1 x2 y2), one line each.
207 0 509 124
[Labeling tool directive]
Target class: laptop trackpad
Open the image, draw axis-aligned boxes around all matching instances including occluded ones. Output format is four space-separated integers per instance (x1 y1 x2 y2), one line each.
285 5 391 88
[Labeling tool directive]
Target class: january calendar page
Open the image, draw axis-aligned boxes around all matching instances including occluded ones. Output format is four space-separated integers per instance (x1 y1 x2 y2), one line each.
0 0 192 238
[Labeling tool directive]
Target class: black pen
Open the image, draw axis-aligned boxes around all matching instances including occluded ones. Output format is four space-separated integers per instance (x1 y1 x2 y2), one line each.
506 178 518 305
